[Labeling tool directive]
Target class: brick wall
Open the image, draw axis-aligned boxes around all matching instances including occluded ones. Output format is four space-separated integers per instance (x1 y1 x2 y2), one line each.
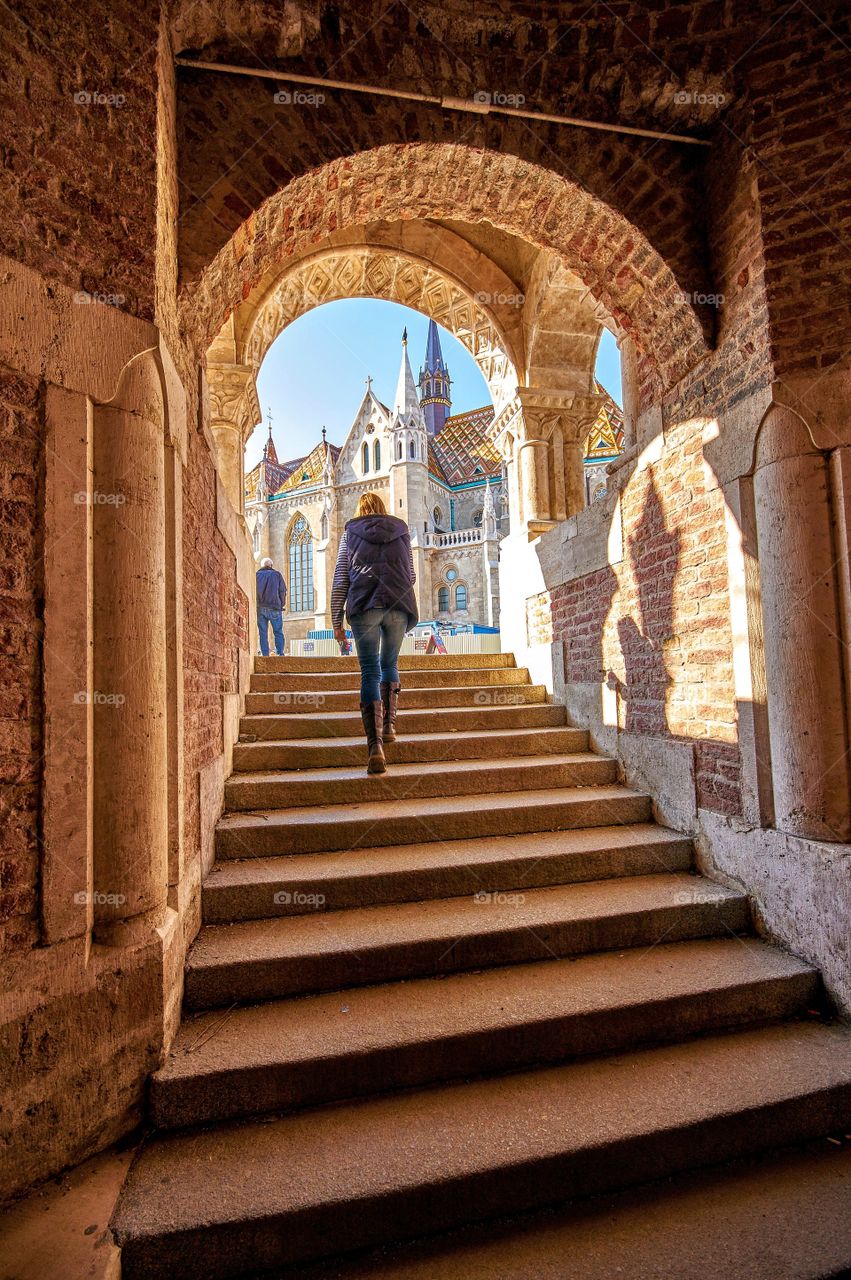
182 425 248 862
542 423 742 816
0 369 42 951
0 0 160 318
747 8 851 381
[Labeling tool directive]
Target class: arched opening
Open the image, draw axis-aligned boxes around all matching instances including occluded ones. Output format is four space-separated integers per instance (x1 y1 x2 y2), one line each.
287 513 315 614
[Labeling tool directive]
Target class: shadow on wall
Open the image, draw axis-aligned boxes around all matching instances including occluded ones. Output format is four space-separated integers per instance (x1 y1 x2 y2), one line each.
613 478 682 737
552 458 744 826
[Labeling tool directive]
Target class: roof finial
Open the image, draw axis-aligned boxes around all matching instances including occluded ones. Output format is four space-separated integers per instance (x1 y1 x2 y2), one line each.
321 425 327 443
402 327 408 346
365 374 373 393
266 407 273 436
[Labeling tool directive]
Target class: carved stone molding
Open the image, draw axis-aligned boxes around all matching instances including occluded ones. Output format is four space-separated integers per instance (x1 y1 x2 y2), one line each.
243 248 518 411
207 362 261 442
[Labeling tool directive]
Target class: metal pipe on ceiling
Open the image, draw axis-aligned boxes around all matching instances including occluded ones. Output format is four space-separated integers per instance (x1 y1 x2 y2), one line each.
175 56 713 147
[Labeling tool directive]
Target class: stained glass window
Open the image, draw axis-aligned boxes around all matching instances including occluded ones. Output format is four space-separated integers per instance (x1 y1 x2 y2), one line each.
288 515 314 612
455 584 468 610
437 586 449 612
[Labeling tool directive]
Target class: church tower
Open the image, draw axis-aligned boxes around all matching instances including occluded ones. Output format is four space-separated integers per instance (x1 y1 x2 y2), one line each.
418 318 452 436
389 329 429 614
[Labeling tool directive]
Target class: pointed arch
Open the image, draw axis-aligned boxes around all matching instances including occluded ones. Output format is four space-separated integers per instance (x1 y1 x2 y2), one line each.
287 512 314 613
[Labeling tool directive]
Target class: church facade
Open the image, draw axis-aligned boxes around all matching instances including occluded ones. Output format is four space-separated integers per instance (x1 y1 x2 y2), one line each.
245 321 623 639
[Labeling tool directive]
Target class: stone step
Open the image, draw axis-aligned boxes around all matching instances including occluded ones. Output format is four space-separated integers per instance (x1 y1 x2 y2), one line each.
295 1143 851 1280
214 784 652 859
203 823 693 923
224 752 617 812
231 724 590 771
183 873 749 1009
238 701 567 740
250 666 533 692
256 653 517 673
244 683 548 715
112 1022 851 1280
152 938 819 1130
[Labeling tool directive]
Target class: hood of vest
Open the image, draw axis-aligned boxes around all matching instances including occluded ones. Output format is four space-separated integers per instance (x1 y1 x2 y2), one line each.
347 515 409 545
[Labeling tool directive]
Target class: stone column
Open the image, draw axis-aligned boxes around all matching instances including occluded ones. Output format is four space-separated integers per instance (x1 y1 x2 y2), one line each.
752 404 851 841
514 388 605 534
91 352 169 938
207 363 261 516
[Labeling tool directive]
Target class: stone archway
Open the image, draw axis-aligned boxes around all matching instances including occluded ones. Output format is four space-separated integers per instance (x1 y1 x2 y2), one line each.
242 244 520 411
184 143 713 402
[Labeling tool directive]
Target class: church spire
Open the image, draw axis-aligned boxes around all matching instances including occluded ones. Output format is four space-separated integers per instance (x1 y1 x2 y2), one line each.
419 318 451 436
263 408 279 466
393 327 422 422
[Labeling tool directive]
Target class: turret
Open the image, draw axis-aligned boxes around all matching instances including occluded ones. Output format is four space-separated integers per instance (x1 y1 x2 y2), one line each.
418 318 451 436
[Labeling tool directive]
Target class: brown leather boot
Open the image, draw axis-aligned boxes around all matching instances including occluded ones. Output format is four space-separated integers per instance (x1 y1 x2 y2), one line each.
380 680 401 742
360 700 386 774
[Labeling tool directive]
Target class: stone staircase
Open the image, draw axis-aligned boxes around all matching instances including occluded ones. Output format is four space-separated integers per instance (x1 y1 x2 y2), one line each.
112 654 851 1279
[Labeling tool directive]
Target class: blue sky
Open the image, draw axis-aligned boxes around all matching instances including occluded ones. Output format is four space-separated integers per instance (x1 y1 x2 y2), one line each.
248 299 622 470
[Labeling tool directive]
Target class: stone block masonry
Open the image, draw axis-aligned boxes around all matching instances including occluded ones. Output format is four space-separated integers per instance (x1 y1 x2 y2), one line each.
539 423 743 818
0 368 42 953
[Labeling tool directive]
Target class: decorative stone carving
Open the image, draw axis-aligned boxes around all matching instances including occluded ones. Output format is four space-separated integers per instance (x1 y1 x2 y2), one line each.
491 387 604 533
244 248 518 411
207 362 261 514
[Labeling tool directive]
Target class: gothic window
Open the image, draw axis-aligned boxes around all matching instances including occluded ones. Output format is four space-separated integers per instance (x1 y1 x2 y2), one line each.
252 522 260 557
409 439 416 459
320 509 329 541
373 439 381 470
472 508 483 527
288 515 314 613
455 583 468 611
362 442 370 473
437 586 449 612
433 505 443 527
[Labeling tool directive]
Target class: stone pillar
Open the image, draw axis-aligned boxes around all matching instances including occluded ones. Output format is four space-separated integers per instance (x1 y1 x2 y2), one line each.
496 388 604 536
752 405 851 841
207 363 261 516
91 352 169 937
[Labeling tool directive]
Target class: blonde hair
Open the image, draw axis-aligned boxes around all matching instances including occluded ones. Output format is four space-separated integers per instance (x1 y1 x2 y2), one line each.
355 492 387 518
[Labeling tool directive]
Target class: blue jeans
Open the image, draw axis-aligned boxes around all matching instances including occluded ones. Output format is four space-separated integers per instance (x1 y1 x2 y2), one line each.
349 608 408 703
258 606 285 657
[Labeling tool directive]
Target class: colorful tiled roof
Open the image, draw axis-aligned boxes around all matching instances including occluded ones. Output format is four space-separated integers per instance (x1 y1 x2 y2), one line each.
429 406 502 486
585 380 625 459
272 441 341 496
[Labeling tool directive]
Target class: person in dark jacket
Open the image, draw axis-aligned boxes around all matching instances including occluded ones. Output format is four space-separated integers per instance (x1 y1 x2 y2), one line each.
256 557 287 657
331 492 418 774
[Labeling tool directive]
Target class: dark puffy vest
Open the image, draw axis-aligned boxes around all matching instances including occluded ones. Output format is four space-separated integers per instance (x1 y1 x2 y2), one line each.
344 515 419 629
